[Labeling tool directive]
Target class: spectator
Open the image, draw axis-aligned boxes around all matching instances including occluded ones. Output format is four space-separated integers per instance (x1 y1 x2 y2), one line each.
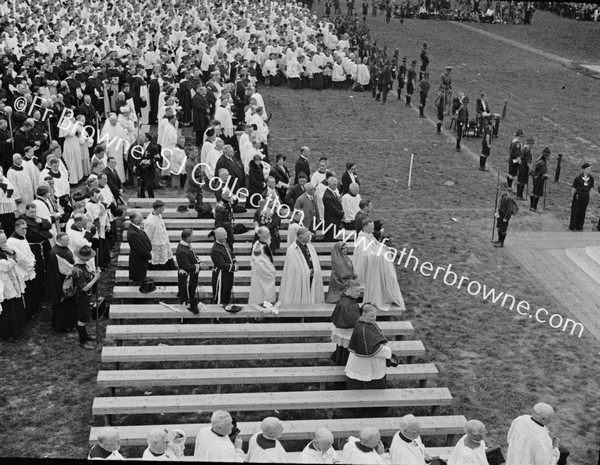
193 410 245 462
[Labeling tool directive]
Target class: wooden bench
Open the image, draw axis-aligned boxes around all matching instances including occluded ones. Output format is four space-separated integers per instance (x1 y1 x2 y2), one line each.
109 303 339 322
111 284 270 301
133 208 300 220
104 321 413 343
93 387 454 424
89 415 466 447
125 218 272 228
114 269 333 284
101 340 425 365
97 363 439 390
122 228 309 242
117 255 333 269
119 241 347 254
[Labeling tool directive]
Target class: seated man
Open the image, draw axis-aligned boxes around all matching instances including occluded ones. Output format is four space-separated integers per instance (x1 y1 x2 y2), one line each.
341 427 387 464
448 419 489 465
194 410 245 462
141 428 168 460
246 417 288 462
390 414 439 464
88 427 126 460
297 428 339 464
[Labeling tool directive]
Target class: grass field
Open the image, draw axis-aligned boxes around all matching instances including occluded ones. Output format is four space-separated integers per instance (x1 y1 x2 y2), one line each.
1 9 599 464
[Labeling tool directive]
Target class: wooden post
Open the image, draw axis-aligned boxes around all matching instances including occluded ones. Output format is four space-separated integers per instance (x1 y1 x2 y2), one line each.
104 415 112 426
418 378 427 388
407 153 414 189
554 154 563 182
502 100 507 120
431 405 440 416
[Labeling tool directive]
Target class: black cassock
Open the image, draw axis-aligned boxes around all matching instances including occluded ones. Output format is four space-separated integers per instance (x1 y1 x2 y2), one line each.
177 79 194 125
47 244 77 330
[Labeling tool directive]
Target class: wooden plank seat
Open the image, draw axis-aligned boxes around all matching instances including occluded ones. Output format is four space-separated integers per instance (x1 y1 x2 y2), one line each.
92 387 454 422
104 321 413 342
117 255 333 269
122 228 323 242
101 340 425 364
114 269 333 284
119 241 349 254
108 303 345 321
134 208 300 220
97 364 439 389
111 284 277 301
89 415 466 447
125 218 276 228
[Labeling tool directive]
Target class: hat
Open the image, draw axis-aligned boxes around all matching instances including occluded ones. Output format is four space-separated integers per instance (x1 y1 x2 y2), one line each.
542 147 551 157
582 163 591 169
223 304 243 313
75 245 96 261
275 154 286 162
177 205 189 213
515 129 524 137
445 66 452 70
422 43 428 49
139 278 156 294
402 56 407 63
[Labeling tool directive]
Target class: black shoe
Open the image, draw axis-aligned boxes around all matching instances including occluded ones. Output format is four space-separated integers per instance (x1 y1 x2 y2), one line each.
86 334 97 341
493 242 504 248
80 342 95 350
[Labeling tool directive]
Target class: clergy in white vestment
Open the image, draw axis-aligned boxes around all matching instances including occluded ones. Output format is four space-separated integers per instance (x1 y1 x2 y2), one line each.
141 428 169 461
206 139 225 179
248 226 277 305
59 115 85 184
193 410 245 462
32 186 61 245
506 403 560 465
87 427 126 460
164 429 186 461
22 147 40 192
39 157 70 199
6 219 36 283
352 220 405 312
117 105 138 148
447 420 490 465
100 113 129 182
67 214 97 273
341 429 388 465
278 227 325 304
160 113 179 176
297 428 339 464
250 90 267 116
143 200 174 267
246 417 288 463
8 154 36 206
200 129 217 168
341 183 361 229
389 415 438 465
214 100 235 141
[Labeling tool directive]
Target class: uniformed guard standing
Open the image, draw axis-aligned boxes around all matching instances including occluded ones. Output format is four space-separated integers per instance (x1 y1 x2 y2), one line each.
507 129 523 189
530 147 550 212
405 60 417 107
417 72 430 117
480 117 493 170
175 228 210 314
516 136 534 199
493 187 519 248
569 163 594 231
396 57 407 101
419 43 429 81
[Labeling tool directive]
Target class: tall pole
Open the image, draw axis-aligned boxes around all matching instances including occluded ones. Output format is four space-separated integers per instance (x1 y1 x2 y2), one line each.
407 152 414 189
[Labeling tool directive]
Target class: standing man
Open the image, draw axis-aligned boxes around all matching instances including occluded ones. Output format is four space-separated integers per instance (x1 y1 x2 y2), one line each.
456 97 469 151
417 72 430 118
144 200 175 270
516 137 534 200
434 89 445 133
214 190 235 249
530 147 550 212
176 229 210 314
211 227 238 307
127 210 152 285
506 403 560 465
184 146 204 213
507 129 523 190
192 85 211 147
419 43 429 81
479 117 493 171
396 57 407 101
7 220 38 318
569 163 594 232
493 186 519 248
294 183 320 232
295 146 311 184
340 162 360 196
323 177 344 241
405 60 417 107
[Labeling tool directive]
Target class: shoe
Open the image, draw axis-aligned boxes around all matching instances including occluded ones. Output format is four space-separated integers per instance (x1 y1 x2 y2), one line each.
80 342 95 350
493 243 504 248
86 334 97 341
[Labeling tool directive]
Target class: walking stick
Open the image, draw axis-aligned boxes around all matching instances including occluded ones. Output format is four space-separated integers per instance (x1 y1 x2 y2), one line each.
491 171 500 242
543 178 547 212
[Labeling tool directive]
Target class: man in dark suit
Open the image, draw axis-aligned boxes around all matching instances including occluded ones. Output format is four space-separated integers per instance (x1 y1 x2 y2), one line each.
322 177 344 242
148 68 161 125
475 91 491 136
192 85 211 146
76 94 98 128
103 157 122 202
127 210 152 285
214 145 246 196
294 182 320 232
339 162 360 196
210 227 238 306
175 228 209 314
294 146 311 184
136 132 161 198
285 172 307 208
129 65 148 118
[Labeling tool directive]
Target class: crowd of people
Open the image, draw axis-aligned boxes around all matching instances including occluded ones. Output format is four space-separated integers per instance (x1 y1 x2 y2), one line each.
89 403 568 463
536 2 600 21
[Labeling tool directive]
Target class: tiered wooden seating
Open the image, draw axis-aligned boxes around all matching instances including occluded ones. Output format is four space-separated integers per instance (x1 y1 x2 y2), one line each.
116 254 333 269
119 241 349 254
114 269 333 284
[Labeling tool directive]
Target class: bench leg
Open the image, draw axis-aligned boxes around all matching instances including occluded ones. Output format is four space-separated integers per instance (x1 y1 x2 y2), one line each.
115 362 120 370
319 382 326 391
104 415 112 426
406 356 414 364
430 405 440 416
216 385 222 394
110 387 116 397
418 378 427 388
326 409 334 420
445 434 459 447
394 335 404 341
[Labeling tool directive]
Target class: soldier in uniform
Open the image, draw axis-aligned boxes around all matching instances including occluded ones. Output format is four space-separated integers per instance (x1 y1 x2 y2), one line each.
516 137 534 200
493 186 519 248
440 66 452 112
396 57 407 101
434 89 445 133
530 147 550 212
405 60 417 107
507 129 523 190
214 190 235 249
419 43 429 81
569 163 594 231
176 229 210 314
480 117 493 171
456 96 469 151
417 72 430 117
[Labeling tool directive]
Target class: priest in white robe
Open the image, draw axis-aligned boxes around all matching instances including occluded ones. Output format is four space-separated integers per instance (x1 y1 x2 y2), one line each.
389 415 433 465
352 219 405 312
279 227 324 304
117 105 138 148
297 428 339 464
143 200 174 268
7 154 36 206
66 214 96 272
448 420 490 465
249 226 277 306
193 410 245 462
160 113 179 176
506 403 560 465
341 429 388 465
39 158 70 199
100 113 128 182
246 417 288 463
33 186 61 245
